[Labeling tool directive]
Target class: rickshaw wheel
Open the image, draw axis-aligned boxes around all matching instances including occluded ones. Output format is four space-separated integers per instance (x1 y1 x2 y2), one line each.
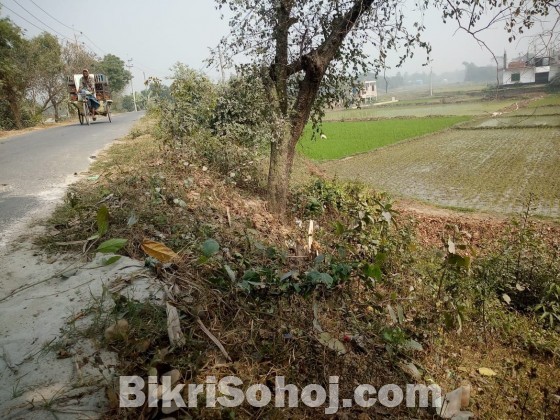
83 102 90 125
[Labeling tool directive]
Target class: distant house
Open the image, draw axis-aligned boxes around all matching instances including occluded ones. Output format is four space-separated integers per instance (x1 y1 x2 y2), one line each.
360 80 377 102
502 52 560 85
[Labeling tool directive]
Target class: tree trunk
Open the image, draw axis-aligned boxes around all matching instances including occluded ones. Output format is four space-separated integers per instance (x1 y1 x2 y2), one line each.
54 101 60 122
267 133 292 215
266 0 374 215
7 94 23 129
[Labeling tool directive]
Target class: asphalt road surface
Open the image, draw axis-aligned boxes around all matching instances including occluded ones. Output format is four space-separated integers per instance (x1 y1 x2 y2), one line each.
0 111 145 245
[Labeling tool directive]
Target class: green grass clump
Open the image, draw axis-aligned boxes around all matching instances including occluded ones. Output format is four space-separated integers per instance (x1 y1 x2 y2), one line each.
527 94 560 108
298 116 470 160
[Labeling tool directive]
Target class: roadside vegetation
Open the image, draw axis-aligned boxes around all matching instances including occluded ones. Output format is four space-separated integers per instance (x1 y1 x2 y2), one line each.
39 67 560 418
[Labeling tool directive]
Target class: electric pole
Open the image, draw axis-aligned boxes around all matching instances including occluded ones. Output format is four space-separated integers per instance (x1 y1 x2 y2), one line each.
429 66 433 97
127 58 138 112
218 44 226 83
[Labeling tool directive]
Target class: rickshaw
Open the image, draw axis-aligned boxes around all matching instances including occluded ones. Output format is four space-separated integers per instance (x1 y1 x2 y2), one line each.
67 73 113 125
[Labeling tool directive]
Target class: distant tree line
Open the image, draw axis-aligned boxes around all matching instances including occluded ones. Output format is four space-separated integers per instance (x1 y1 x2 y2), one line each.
462 62 497 83
0 10 131 130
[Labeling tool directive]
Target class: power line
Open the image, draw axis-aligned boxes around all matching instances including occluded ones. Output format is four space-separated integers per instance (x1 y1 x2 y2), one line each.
2 1 166 79
27 0 73 31
81 33 106 55
9 0 74 42
0 2 55 35
23 0 105 56
23 0 160 76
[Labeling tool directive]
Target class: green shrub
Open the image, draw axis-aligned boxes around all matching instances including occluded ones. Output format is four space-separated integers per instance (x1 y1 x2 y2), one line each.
211 72 275 149
157 63 217 144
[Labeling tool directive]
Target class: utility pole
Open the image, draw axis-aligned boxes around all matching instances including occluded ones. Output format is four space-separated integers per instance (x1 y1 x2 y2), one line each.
127 59 138 112
218 44 226 83
429 66 433 97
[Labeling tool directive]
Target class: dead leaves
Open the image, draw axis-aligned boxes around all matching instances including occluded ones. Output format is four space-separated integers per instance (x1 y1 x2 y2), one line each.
141 239 180 263
166 303 186 347
478 367 498 377
317 332 347 355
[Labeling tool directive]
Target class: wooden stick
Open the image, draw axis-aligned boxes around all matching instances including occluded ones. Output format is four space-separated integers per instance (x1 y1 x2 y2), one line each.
196 317 232 362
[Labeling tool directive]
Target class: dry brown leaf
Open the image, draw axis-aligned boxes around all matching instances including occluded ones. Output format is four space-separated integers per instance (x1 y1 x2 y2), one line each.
141 239 180 263
478 367 497 376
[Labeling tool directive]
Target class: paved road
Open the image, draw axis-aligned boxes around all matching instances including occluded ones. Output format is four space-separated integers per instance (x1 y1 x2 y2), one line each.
0 111 145 244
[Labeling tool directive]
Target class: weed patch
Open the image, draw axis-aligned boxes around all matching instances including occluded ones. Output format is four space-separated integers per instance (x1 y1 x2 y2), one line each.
41 115 560 419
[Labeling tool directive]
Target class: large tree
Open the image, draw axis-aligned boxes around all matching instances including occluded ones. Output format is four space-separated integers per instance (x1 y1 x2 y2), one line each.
0 15 31 129
215 0 557 214
29 33 65 121
62 40 99 75
93 54 132 93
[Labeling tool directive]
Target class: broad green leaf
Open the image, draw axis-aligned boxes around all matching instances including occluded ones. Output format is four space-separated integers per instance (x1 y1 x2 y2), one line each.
201 239 220 257
103 255 122 266
97 238 127 254
97 205 109 237
307 270 334 287
447 253 471 269
333 221 345 235
363 263 382 281
397 304 405 324
280 270 298 281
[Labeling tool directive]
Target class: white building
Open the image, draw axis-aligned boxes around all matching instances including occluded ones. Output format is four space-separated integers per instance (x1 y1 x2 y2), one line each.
502 54 560 85
360 80 377 102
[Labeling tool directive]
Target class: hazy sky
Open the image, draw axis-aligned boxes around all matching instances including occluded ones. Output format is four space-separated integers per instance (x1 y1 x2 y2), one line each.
1 0 554 91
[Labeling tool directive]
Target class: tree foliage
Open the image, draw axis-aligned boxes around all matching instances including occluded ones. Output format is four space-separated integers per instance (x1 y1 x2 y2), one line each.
214 0 557 214
462 61 496 83
62 41 98 75
93 54 131 93
29 33 65 120
158 63 217 142
0 15 32 129
211 71 275 149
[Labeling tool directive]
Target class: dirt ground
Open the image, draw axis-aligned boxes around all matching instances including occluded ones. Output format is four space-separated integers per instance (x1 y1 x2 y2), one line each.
0 234 145 419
